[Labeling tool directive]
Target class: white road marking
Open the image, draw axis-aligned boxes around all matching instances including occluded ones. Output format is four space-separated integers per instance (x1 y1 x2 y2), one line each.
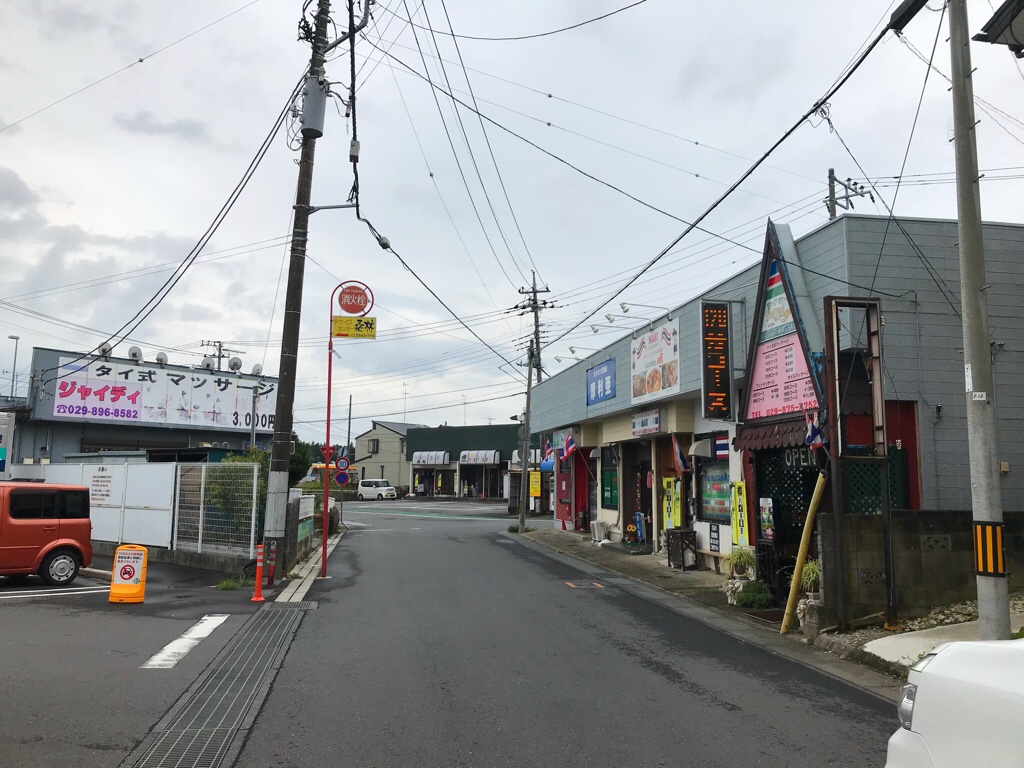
0 586 109 600
141 614 230 669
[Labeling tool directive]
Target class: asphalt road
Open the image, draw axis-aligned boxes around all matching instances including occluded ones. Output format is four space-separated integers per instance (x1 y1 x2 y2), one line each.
0 560 266 767
236 508 896 767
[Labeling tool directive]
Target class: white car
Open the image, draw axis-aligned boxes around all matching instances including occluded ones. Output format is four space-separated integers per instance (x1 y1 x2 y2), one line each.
885 638 1024 767
357 479 397 501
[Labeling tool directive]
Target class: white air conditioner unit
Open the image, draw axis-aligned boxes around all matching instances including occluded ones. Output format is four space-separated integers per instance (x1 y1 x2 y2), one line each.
590 520 608 542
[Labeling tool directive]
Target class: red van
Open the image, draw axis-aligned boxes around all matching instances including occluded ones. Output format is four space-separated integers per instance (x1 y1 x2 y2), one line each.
0 482 92 586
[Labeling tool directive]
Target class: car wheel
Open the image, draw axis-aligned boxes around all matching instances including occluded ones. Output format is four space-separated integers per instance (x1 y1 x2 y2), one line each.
377 493 384 500
40 549 80 586
357 494 364 501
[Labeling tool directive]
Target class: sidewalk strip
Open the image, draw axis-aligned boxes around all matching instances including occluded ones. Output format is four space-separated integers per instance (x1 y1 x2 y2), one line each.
141 614 230 669
276 532 343 603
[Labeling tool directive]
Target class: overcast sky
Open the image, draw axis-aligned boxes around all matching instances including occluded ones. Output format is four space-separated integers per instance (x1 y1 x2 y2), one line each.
1 0 1022 443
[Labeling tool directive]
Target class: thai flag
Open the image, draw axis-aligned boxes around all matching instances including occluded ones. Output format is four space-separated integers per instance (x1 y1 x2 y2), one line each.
544 438 553 458
805 409 823 448
671 434 690 474
563 433 577 458
714 434 730 459
660 328 673 346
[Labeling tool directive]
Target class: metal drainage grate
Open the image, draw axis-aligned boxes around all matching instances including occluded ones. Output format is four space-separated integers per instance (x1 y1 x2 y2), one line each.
132 608 301 768
263 601 318 610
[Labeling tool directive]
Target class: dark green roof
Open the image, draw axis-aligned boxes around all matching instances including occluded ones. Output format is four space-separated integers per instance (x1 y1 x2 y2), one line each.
405 424 537 460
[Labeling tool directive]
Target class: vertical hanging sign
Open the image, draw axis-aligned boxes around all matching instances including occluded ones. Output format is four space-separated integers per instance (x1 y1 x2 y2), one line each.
701 301 732 420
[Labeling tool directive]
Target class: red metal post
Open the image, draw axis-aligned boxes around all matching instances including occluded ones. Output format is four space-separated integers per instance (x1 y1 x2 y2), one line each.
251 544 265 602
322 284 342 577
267 540 277 587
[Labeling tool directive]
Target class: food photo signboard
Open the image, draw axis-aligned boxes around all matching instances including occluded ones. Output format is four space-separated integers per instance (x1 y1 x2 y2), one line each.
630 320 680 406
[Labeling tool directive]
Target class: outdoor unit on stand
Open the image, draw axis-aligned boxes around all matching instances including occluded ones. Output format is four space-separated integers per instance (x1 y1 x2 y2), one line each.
590 520 608 542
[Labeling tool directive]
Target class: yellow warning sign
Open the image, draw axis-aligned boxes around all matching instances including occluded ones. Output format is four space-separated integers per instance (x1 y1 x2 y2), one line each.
529 471 541 498
109 544 148 604
332 316 377 339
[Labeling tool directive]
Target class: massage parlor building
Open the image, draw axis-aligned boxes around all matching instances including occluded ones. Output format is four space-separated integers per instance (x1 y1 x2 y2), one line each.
530 214 1024 618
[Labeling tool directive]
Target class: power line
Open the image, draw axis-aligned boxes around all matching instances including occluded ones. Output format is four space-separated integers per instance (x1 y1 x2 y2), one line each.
398 0 522 290
1 0 262 133
437 0 544 281
38 70 306 386
537 9 909 347
363 39 787 255
379 0 649 42
417 0 531 284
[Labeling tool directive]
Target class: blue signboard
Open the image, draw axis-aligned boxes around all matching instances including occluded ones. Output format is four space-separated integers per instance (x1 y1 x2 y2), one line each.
586 358 616 405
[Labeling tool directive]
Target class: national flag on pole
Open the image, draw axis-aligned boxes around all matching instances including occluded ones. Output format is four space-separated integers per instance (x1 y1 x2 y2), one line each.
804 409 823 448
671 434 690 474
714 434 731 459
563 433 577 459
544 438 553 458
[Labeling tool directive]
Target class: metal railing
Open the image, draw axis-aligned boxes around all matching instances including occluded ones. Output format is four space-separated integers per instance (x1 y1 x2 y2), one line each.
173 463 259 557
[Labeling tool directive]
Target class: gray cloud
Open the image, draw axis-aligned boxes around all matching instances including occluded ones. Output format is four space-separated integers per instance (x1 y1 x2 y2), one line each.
0 166 38 208
112 110 219 146
0 118 23 137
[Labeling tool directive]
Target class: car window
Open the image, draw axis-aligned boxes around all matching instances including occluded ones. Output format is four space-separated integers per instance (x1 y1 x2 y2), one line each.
9 490 59 520
62 491 90 519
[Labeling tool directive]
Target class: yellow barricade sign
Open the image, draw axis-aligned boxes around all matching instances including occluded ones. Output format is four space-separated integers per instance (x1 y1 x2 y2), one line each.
109 544 148 604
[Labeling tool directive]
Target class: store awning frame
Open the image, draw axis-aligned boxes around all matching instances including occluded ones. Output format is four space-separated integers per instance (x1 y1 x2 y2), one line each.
412 450 451 465
459 449 500 465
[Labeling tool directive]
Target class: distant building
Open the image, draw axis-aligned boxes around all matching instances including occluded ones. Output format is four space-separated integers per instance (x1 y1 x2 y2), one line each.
6 347 276 465
353 421 426 489
405 424 527 499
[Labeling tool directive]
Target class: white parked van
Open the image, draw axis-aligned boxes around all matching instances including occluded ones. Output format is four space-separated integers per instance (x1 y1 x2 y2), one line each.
357 479 397 501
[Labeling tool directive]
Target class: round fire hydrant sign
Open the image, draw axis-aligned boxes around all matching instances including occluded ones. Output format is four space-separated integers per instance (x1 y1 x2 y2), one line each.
110 545 148 604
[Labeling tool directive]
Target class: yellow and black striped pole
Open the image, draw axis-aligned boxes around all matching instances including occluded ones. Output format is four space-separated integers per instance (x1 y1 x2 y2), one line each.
974 521 1006 577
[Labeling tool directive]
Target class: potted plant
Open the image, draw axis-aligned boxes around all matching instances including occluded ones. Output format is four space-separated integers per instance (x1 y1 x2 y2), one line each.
801 558 821 602
728 547 756 580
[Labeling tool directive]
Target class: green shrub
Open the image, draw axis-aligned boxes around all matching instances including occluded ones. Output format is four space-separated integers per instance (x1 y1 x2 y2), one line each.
507 524 536 533
735 580 775 609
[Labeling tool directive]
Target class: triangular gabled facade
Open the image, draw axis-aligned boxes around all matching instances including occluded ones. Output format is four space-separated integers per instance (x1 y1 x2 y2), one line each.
740 220 822 424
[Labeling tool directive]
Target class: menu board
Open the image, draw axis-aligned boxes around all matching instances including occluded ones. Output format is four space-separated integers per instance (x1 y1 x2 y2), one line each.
745 258 818 419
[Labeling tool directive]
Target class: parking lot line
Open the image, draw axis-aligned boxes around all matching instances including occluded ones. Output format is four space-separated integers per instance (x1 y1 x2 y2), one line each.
0 586 109 600
140 614 230 669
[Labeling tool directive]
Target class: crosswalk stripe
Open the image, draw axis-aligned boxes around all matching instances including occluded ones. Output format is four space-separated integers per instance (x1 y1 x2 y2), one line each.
141 614 230 669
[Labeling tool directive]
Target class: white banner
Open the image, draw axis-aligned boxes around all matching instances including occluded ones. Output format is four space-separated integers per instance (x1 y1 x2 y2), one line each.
630 319 680 405
50 356 276 432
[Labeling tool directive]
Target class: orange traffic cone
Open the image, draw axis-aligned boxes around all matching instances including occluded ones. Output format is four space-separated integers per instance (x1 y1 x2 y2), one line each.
251 544 265 602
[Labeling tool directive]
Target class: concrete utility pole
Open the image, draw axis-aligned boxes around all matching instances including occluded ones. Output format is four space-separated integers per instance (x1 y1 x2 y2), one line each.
825 168 873 220
517 340 535 535
265 0 333 556
949 0 1011 640
519 271 550 385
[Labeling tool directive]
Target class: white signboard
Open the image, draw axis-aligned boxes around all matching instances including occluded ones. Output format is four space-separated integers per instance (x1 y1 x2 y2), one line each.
90 470 112 505
630 320 680 405
113 548 146 585
631 409 663 436
49 356 276 432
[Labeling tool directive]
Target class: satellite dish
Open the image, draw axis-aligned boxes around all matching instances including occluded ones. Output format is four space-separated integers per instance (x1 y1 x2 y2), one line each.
201 357 216 371
228 357 243 372
155 352 168 366
128 346 143 362
251 364 263 376
98 342 113 358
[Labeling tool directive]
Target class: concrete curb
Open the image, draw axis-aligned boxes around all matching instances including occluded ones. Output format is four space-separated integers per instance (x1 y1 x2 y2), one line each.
506 530 902 703
81 567 113 580
812 633 910 680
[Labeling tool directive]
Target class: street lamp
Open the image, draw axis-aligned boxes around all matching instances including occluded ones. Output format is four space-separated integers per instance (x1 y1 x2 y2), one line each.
568 346 597 355
554 356 583 363
8 335 19 398
973 0 1024 57
621 302 673 319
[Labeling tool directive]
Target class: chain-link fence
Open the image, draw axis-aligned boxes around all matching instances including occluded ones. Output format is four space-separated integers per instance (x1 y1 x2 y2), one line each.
173 463 259 557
